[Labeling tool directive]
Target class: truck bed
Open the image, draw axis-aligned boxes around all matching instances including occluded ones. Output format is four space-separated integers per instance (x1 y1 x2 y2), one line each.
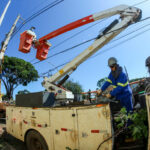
6 103 113 150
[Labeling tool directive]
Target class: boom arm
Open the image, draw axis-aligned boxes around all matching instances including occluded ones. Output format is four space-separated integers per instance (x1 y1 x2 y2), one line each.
42 5 141 97
38 5 140 42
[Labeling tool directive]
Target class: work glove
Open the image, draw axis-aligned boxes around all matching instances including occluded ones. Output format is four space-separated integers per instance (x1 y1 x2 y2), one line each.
106 93 111 99
97 89 102 97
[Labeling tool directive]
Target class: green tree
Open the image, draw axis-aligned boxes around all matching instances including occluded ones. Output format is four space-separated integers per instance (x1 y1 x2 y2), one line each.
115 108 148 140
97 77 107 88
2 94 9 101
2 56 39 99
63 80 83 94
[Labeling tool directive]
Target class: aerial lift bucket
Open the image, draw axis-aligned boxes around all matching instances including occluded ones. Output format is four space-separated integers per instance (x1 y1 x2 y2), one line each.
35 41 51 61
19 30 36 53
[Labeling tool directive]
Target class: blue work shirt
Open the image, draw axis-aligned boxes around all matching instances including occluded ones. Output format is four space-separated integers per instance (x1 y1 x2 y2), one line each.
101 71 133 112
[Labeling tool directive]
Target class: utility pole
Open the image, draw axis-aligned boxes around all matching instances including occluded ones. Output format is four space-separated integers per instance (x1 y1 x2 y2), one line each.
0 15 20 101
0 0 11 26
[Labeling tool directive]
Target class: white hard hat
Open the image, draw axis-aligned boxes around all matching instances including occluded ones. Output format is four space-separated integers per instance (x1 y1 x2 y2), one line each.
108 57 117 67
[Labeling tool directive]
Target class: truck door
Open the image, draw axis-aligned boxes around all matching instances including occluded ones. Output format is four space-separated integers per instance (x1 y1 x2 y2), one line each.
51 109 77 150
6 107 23 140
77 104 113 150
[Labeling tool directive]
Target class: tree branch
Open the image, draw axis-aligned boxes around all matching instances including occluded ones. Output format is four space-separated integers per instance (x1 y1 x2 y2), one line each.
2 78 8 93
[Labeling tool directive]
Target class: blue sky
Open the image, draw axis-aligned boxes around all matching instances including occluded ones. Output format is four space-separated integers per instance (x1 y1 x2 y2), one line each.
0 0 150 98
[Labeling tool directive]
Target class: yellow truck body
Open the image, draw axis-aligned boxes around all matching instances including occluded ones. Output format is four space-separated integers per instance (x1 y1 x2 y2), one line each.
6 94 150 150
6 104 113 150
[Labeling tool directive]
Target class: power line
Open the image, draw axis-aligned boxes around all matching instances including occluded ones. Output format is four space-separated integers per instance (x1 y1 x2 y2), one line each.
12 0 64 38
41 26 150 76
11 0 64 39
24 0 50 18
132 0 149 7
110 21 150 43
34 15 150 66
52 20 105 49
38 0 150 76
30 19 107 63
92 26 150 58
33 37 96 65
24 0 150 77
40 61 69 76
39 20 150 76
30 0 149 64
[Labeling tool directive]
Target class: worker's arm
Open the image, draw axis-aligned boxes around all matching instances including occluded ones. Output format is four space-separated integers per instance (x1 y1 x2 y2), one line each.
101 73 112 92
110 72 129 97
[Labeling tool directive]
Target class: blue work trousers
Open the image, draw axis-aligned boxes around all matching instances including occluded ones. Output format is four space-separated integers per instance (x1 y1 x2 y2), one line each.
119 94 133 113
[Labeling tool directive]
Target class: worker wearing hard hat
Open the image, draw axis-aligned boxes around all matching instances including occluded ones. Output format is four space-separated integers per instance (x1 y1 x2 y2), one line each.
97 57 133 113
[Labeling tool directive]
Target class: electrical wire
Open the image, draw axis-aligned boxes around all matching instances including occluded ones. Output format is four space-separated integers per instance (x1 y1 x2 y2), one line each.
40 61 70 77
12 0 64 37
52 20 105 49
11 0 64 40
34 15 150 66
111 22 150 43
92 25 150 58
30 19 107 63
39 20 150 76
41 20 150 67
8 0 147 65
33 37 96 65
132 0 149 7
25 0 149 64
10 0 148 43
8 0 148 77
24 0 50 18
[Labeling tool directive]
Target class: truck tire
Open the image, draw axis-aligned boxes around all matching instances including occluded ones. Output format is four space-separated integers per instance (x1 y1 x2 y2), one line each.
26 130 48 150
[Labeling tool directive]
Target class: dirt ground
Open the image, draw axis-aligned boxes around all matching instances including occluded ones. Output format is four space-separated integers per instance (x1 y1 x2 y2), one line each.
0 119 27 150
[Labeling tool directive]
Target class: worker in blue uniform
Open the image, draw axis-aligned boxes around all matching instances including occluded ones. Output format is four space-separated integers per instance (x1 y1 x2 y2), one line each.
97 57 133 113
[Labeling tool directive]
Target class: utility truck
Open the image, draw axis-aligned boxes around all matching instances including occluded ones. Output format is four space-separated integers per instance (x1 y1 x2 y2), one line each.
6 5 149 150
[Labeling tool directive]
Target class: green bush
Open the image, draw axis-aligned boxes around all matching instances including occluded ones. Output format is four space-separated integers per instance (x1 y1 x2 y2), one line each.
114 108 148 140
